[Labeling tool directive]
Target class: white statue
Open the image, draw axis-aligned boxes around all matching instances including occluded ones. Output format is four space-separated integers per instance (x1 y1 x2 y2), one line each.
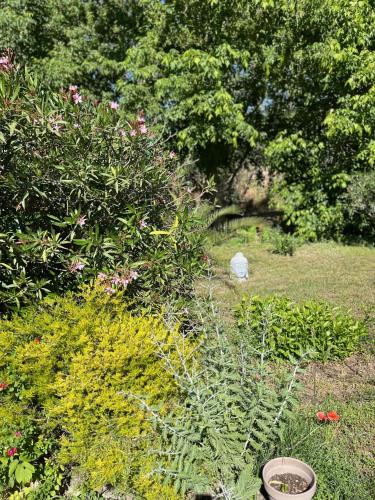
230 252 249 281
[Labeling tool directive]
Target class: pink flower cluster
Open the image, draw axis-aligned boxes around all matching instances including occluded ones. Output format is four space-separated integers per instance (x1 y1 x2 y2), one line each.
97 270 139 294
68 261 85 273
0 55 13 72
69 85 82 105
129 113 148 136
6 447 17 457
77 214 87 227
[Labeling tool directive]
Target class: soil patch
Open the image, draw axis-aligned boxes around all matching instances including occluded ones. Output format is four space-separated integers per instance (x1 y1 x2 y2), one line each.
269 473 309 494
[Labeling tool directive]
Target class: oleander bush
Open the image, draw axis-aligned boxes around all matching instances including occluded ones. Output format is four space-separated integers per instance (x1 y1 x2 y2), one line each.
236 295 367 362
0 287 190 498
0 60 204 314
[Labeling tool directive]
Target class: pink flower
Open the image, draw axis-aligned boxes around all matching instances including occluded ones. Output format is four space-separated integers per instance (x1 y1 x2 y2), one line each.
104 286 116 295
97 272 107 281
15 432 22 438
68 261 85 273
77 215 87 227
169 151 176 159
139 124 148 134
130 129 137 137
137 114 145 124
0 56 13 72
139 219 148 228
118 128 126 137
110 101 119 110
69 85 78 93
72 93 82 105
129 270 138 280
6 448 17 457
0 382 9 391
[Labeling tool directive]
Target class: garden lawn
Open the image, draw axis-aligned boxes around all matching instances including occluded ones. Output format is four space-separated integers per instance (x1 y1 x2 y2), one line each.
206 229 375 326
203 223 375 498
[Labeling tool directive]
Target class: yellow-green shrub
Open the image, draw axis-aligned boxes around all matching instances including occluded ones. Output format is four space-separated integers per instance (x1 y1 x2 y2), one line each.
0 287 187 497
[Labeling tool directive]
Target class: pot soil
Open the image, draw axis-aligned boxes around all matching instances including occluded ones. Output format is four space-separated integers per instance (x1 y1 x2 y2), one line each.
262 457 316 500
269 473 309 494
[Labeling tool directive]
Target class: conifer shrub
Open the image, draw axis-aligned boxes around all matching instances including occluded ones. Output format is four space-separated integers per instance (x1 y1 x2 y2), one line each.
236 295 367 362
0 287 189 497
0 57 204 314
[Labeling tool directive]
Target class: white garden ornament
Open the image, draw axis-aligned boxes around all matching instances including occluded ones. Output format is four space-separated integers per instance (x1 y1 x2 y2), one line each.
230 252 249 281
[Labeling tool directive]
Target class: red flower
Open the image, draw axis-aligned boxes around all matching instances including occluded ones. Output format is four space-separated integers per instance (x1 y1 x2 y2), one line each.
34 337 41 344
0 382 9 391
327 410 340 422
316 411 328 422
6 447 17 457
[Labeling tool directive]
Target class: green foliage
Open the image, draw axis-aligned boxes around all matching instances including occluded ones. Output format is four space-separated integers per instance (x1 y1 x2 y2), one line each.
196 203 243 230
2 1 375 237
137 297 305 498
0 287 187 497
0 64 204 313
0 0 144 99
341 171 375 241
270 231 300 256
236 295 367 362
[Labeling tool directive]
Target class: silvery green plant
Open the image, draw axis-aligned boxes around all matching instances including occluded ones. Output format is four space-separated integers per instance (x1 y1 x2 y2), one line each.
130 284 307 499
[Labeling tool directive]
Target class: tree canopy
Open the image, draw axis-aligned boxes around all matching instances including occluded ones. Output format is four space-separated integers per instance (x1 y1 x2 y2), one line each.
1 0 374 239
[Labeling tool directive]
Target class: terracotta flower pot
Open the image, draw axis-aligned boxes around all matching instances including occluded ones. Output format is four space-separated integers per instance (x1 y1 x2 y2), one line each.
262 457 316 500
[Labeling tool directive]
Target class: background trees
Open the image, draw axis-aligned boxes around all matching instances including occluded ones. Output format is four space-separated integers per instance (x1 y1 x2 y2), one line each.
1 0 374 240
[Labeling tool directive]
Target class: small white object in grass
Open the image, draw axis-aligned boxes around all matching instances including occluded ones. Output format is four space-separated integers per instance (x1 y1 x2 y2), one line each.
230 252 249 281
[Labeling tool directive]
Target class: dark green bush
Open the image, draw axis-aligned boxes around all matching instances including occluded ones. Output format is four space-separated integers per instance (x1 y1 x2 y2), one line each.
235 295 367 362
0 64 204 313
341 171 375 242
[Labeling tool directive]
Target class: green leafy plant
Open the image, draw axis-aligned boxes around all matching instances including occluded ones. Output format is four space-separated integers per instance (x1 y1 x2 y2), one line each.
133 293 306 499
236 295 367 362
0 63 205 314
270 231 300 256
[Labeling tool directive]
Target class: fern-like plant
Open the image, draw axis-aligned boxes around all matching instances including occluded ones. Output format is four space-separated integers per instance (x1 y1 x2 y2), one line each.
130 291 306 499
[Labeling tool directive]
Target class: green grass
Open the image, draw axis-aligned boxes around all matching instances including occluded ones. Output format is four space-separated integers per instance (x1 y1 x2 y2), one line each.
205 229 375 325
203 221 375 498
265 398 375 499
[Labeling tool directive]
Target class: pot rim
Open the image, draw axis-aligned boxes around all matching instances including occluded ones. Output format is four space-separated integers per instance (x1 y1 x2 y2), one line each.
262 457 317 499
